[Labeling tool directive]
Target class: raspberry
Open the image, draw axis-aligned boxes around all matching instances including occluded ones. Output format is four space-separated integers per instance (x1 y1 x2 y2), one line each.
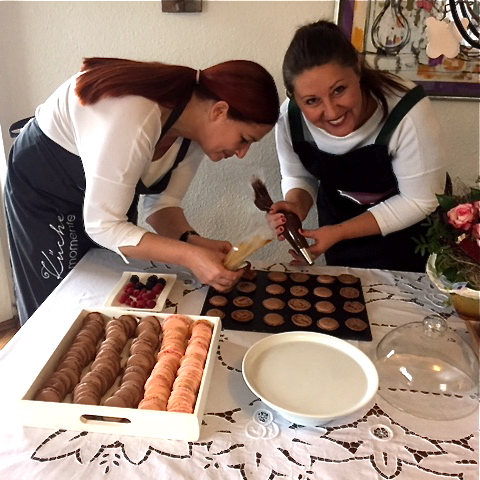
118 293 129 304
146 299 156 308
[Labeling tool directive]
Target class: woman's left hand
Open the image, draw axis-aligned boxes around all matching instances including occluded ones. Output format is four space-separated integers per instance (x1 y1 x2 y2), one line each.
286 225 340 266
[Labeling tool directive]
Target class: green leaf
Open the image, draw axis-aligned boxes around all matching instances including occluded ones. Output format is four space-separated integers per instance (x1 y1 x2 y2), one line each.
436 194 457 210
469 187 480 201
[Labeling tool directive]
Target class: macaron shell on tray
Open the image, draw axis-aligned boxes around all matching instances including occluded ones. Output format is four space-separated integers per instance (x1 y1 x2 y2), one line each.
19 308 221 441
201 269 372 341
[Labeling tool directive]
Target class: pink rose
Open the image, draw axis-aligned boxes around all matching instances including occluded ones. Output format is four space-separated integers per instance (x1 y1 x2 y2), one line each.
474 201 480 214
448 203 475 230
472 223 480 247
417 0 434 12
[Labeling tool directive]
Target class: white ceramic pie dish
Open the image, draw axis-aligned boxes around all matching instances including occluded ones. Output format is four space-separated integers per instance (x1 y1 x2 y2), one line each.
242 331 378 426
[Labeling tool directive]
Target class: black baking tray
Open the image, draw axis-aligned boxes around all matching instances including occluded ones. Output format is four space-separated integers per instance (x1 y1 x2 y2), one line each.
200 269 372 341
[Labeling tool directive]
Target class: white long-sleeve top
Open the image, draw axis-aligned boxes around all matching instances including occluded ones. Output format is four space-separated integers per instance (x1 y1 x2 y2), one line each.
275 86 447 235
36 74 204 256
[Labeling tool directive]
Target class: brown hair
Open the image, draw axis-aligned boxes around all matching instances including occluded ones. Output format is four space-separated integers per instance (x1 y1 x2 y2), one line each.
282 20 409 120
75 57 279 125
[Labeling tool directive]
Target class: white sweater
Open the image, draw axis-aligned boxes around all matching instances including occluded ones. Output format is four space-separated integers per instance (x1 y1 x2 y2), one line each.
275 87 447 235
36 74 204 256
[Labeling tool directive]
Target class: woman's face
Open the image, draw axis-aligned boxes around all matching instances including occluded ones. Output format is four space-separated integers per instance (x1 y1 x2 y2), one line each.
200 102 272 162
292 62 370 137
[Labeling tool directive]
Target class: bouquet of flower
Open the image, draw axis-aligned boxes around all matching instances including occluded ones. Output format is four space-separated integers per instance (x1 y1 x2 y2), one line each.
415 177 480 290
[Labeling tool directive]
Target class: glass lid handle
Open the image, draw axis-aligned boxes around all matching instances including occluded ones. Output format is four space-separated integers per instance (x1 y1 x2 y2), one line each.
423 314 447 338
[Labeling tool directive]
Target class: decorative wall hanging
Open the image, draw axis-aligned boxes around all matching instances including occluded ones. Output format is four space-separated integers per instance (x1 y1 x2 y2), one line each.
336 0 479 100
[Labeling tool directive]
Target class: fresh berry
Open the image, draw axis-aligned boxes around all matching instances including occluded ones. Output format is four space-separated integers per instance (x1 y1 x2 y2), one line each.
117 274 167 309
118 292 129 303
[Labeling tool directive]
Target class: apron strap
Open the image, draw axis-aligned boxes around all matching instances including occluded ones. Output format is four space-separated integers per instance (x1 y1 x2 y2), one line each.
9 117 34 138
287 99 305 148
375 85 426 146
159 102 187 140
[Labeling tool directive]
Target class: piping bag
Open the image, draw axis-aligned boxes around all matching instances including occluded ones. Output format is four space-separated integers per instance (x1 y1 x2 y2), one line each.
251 177 314 265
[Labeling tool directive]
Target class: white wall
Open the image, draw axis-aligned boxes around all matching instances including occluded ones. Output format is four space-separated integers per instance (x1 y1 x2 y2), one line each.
0 1 478 280
0 126 15 323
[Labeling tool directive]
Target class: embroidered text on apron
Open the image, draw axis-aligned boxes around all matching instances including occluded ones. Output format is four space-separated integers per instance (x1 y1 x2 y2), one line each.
287 85 428 272
5 104 190 324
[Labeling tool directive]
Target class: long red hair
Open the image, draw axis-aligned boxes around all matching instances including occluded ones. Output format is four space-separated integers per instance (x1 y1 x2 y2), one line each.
75 57 279 125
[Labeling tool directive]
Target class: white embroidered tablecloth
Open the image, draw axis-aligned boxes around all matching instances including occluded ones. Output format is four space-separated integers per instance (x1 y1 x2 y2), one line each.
0 248 478 480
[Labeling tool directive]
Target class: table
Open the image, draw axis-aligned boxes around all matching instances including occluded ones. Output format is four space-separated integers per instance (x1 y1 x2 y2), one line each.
0 248 478 479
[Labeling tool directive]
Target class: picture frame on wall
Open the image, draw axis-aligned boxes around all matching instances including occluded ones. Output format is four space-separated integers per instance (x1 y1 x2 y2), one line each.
336 0 479 100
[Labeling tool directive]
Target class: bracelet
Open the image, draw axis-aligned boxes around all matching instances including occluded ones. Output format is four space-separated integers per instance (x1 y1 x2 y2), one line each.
179 230 200 242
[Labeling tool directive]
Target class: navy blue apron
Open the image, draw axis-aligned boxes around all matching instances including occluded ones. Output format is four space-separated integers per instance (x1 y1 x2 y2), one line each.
287 85 428 272
5 104 190 324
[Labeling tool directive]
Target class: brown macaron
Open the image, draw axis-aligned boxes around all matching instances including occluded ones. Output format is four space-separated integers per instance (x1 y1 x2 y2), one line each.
290 285 309 297
316 317 340 331
231 310 254 323
288 298 311 312
263 313 285 327
206 308 225 319
291 314 313 327
313 286 333 298
340 287 360 299
267 271 288 282
233 296 254 308
343 301 365 314
315 301 336 314
316 274 336 284
236 281 257 293
337 274 359 284
209 295 228 307
263 298 285 311
265 283 285 295
345 317 368 331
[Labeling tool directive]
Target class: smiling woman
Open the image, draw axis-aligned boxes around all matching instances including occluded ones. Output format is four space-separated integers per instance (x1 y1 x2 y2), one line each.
269 19 447 273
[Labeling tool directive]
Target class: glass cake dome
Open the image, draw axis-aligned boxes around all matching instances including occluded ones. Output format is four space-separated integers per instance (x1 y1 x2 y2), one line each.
375 314 479 420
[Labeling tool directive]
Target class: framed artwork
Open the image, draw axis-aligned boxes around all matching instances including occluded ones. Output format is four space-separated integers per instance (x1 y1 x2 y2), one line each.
336 0 479 100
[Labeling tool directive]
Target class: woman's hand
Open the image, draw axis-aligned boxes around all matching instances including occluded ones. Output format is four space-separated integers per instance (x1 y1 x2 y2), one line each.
185 246 243 292
285 225 342 266
266 201 301 240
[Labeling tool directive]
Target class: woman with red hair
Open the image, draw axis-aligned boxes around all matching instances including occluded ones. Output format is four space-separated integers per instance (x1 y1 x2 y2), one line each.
5 57 279 325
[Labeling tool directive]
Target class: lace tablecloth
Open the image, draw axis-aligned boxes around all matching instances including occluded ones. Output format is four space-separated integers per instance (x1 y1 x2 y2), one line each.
0 248 478 480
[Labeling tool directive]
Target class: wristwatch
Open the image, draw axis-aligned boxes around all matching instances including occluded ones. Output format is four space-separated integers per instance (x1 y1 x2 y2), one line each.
179 230 200 242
